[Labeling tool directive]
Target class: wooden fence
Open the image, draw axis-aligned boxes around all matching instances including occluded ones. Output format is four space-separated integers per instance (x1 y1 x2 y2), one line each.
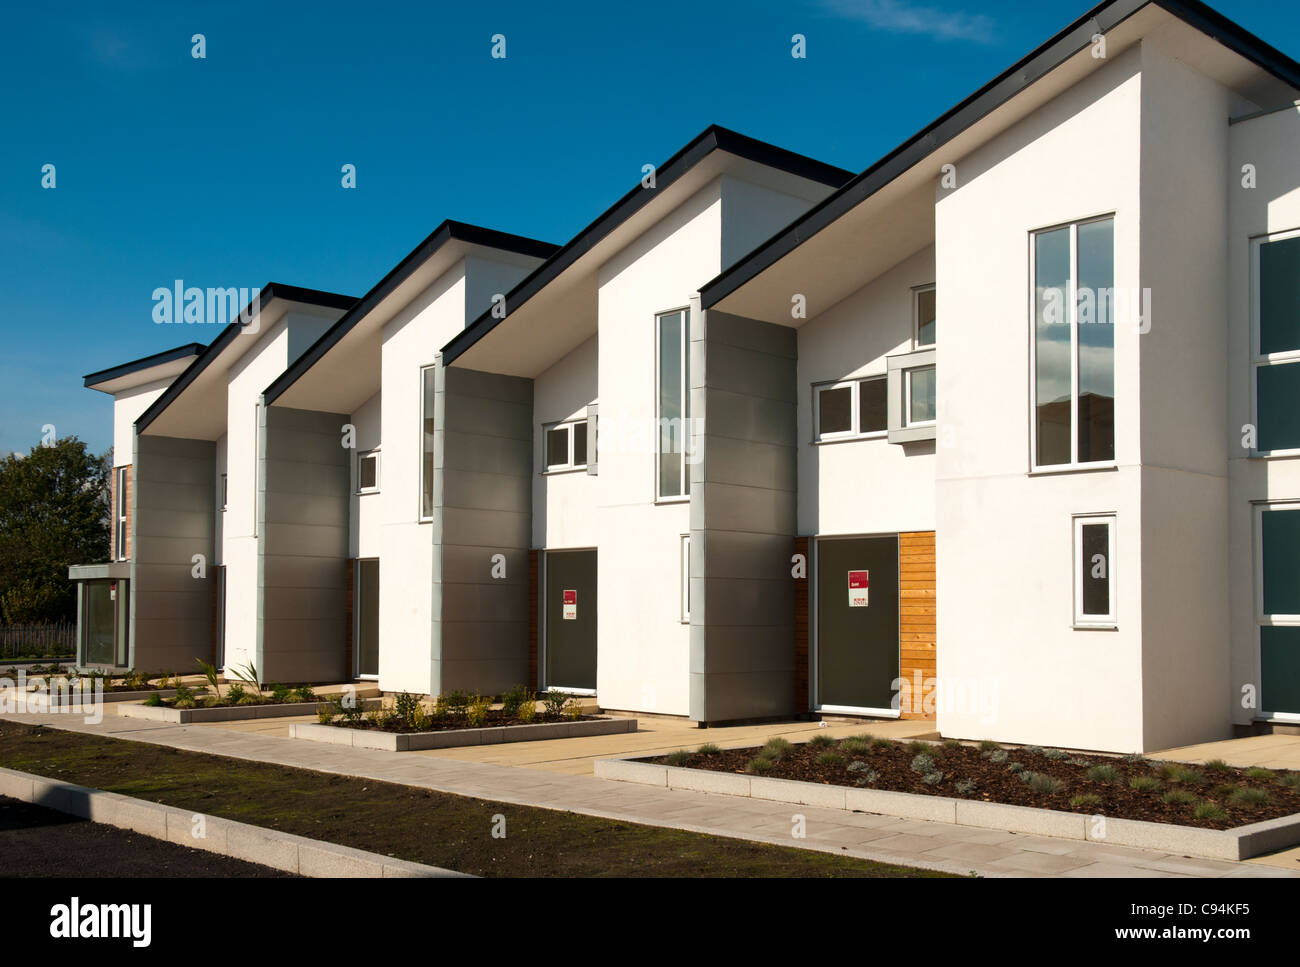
0 622 76 659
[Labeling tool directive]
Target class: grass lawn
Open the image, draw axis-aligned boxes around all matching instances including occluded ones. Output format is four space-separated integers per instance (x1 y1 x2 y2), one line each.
0 723 954 878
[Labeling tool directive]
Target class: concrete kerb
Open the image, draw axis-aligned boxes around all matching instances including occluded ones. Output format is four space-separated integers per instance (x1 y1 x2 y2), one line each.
0 765 467 877
594 758 1300 862
290 716 638 751
119 698 383 724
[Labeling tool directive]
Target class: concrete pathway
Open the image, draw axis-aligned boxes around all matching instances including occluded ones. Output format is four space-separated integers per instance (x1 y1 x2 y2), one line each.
3 708 1296 879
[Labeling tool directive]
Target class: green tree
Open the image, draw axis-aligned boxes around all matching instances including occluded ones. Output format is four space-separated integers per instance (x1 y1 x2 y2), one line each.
0 437 110 623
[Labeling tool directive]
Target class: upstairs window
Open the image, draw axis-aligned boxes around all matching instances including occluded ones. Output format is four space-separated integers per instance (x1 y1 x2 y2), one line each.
1254 231 1300 453
544 420 588 472
814 377 887 441
1032 216 1115 469
913 285 936 348
114 467 128 561
420 365 436 519
357 449 380 493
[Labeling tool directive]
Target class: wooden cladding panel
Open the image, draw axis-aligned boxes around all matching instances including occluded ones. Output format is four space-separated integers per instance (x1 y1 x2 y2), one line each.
898 531 936 720
794 536 809 714
528 549 539 690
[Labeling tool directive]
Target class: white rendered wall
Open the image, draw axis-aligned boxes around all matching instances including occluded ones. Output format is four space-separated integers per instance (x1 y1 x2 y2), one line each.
533 334 598 551
112 379 170 465
797 244 936 537
934 47 1146 751
349 390 382 559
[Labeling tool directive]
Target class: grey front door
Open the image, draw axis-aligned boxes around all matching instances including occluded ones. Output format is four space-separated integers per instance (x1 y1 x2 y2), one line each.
545 549 597 691
816 536 899 710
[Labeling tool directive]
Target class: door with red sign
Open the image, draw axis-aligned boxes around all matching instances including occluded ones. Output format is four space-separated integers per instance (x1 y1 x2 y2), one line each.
544 549 597 691
815 536 899 711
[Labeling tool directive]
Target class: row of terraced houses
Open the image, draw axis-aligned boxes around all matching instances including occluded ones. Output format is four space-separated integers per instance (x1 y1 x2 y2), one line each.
70 0 1300 753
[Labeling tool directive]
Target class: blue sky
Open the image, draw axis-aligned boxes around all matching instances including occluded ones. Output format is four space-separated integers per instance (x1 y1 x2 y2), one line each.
2 0 1296 457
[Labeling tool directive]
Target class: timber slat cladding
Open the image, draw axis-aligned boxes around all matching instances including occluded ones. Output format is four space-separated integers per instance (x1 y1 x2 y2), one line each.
529 549 539 690
794 536 809 714
898 531 936 720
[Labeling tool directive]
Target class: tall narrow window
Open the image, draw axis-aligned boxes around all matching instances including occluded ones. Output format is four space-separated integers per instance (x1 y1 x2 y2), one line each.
357 449 380 493
114 467 128 561
905 366 936 427
1257 504 1300 716
1073 514 1116 628
914 285 936 348
657 309 690 499
1254 232 1300 453
420 365 436 519
1033 217 1115 468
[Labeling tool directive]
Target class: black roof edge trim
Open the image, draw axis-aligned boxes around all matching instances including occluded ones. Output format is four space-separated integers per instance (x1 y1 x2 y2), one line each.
263 220 559 405
439 124 856 367
699 0 1300 310
83 343 206 387
134 282 358 434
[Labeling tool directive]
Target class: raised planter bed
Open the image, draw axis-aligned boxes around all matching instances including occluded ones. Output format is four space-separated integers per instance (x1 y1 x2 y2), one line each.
120 698 382 724
595 756 1300 862
291 716 637 751
21 688 181 707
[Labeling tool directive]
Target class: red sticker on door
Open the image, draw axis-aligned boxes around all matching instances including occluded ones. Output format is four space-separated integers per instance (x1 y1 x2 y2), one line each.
562 589 577 620
848 570 869 608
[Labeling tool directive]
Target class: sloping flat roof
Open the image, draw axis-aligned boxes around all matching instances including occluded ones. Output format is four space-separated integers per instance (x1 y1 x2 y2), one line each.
700 0 1300 312
440 125 855 367
263 220 558 407
134 282 356 434
84 343 205 390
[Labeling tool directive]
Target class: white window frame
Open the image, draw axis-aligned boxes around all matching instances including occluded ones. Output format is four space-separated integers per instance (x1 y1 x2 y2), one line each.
655 308 691 502
813 376 888 443
1029 214 1118 472
1250 228 1300 458
912 283 936 349
114 466 128 561
419 363 436 521
220 472 227 512
356 448 380 494
1073 513 1117 629
543 419 588 473
1253 501 1300 721
904 366 936 428
680 533 691 624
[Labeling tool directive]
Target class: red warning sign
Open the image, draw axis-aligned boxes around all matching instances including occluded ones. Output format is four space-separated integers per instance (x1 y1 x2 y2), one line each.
848 570 869 608
562 589 577 620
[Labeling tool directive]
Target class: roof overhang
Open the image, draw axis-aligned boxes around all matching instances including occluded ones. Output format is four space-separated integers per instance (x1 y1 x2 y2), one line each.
83 343 205 394
440 125 854 378
264 221 557 414
136 283 356 440
702 0 1300 323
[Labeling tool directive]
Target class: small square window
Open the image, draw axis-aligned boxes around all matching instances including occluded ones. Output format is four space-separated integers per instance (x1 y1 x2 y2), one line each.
358 450 379 493
544 420 588 472
817 385 853 436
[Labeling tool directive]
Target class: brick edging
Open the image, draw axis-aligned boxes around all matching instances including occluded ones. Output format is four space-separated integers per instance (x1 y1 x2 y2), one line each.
0 765 468 878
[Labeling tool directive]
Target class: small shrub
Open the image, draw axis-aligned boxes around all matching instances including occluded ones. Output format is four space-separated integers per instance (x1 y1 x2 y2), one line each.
907 740 932 756
393 692 421 721
852 770 879 787
922 771 945 786
316 704 335 724
1122 753 1148 766
978 739 1000 754
1203 758 1233 774
954 779 977 795
1158 763 1204 784
562 698 584 721
1070 793 1102 808
1245 767 1276 780
173 684 195 708
943 738 963 751
910 753 936 775
1277 772 1300 790
541 690 569 719
225 682 247 704
1194 802 1228 821
1068 757 1092 767
438 690 472 719
1023 745 1045 757
1006 761 1025 774
270 683 291 704
1162 788 1197 805
1086 764 1121 784
1227 787 1271 808
466 694 492 727
816 751 844 767
516 699 536 723
339 696 366 724
1016 770 1033 783
294 684 317 703
989 749 1009 764
847 760 872 774
839 735 873 755
408 703 431 732
870 737 897 751
1042 748 1068 760
745 756 774 775
1028 773 1063 795
696 742 720 755
664 749 693 766
143 692 162 707
763 737 792 760
501 684 532 717
1130 776 1162 792
236 694 258 705
809 733 836 749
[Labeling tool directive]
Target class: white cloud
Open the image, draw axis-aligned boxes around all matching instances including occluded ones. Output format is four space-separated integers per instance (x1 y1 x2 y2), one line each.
820 0 996 44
